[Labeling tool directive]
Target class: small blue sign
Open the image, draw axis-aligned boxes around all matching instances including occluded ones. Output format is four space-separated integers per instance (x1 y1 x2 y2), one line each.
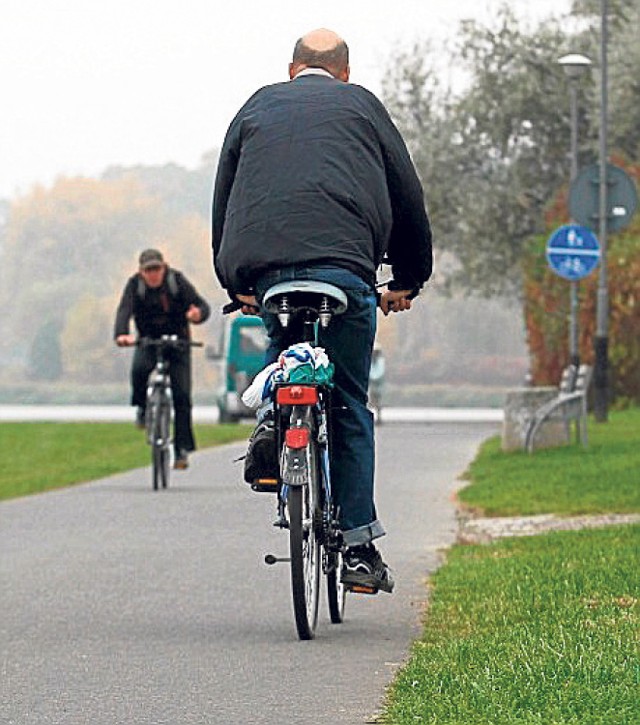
546 224 601 281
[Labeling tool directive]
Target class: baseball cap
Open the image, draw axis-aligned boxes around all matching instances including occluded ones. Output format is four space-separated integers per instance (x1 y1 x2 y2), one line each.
139 249 164 269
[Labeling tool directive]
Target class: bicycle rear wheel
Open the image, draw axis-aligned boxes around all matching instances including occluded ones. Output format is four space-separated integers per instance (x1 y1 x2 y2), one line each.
289 484 321 640
287 428 323 640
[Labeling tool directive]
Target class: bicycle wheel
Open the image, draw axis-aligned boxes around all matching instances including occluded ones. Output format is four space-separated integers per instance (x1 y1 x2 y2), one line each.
158 402 171 489
288 442 321 640
327 549 347 624
152 444 167 491
147 397 160 491
150 398 170 491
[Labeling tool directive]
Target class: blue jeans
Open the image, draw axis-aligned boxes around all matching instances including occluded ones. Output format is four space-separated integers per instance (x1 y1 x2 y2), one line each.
255 265 385 547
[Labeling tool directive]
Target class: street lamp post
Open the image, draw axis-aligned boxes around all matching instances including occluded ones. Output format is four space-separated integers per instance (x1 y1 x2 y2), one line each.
558 53 592 369
594 0 609 421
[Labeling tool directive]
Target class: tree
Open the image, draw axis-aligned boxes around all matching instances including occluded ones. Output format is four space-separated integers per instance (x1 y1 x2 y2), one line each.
0 176 160 375
26 319 63 381
60 294 120 383
0 156 227 385
102 149 219 220
382 1 638 296
570 0 640 159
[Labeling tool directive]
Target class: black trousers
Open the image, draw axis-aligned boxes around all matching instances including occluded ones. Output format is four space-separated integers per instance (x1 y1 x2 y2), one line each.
131 346 195 454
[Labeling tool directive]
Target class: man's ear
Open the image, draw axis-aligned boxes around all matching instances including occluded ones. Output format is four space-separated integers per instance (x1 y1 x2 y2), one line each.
289 62 297 80
339 65 350 82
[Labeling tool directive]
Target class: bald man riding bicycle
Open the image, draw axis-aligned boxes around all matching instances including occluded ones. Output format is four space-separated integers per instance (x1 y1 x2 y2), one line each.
212 28 432 593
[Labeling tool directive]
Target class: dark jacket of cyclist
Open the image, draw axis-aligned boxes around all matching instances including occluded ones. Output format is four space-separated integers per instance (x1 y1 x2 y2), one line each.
114 249 211 468
212 58 432 304
211 29 433 594
114 271 210 340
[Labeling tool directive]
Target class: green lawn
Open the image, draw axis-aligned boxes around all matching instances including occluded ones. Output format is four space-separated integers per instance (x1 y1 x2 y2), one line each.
458 407 640 516
384 525 639 724
0 422 251 501
383 408 640 724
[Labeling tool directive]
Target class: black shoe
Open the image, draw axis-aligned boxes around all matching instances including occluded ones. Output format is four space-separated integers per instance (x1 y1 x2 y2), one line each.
341 543 395 594
135 407 146 429
174 450 189 470
244 418 278 483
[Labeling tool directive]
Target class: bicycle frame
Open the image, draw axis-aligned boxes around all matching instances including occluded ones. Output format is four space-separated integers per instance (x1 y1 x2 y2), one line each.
258 282 348 639
146 357 172 445
138 335 202 490
143 338 175 490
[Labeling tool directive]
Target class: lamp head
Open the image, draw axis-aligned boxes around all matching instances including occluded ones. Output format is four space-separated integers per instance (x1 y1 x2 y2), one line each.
558 53 592 80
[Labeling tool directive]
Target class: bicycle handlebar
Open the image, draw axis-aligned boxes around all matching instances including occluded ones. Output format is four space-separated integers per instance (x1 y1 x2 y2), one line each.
136 335 203 349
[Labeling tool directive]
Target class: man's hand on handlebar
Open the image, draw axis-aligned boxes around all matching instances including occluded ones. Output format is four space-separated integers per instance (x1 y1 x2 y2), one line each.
379 289 413 316
116 334 136 347
186 304 203 323
236 293 260 315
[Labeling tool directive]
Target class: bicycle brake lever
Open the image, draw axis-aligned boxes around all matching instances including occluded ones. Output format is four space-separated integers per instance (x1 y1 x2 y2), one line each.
222 300 242 314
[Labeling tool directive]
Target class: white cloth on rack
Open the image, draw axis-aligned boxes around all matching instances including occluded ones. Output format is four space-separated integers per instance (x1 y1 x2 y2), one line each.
241 343 333 409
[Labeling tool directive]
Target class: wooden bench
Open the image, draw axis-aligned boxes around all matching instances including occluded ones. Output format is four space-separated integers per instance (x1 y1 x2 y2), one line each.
524 364 593 454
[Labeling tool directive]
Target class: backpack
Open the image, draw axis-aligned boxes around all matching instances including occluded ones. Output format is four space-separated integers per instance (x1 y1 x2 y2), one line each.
136 269 179 301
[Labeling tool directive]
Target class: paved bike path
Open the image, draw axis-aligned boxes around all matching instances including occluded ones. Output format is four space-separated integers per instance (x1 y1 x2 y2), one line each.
1 422 497 724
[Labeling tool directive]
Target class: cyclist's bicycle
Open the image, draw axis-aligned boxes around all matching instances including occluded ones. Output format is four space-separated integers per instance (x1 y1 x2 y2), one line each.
138 335 202 491
255 280 351 640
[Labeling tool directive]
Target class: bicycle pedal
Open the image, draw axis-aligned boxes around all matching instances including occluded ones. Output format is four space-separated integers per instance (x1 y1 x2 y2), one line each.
344 583 378 595
251 478 279 493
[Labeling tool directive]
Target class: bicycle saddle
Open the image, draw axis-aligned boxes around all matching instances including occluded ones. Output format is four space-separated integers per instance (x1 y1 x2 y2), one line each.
262 280 348 328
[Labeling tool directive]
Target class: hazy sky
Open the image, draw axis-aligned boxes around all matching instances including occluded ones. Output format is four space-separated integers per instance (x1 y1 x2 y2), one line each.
1 0 572 200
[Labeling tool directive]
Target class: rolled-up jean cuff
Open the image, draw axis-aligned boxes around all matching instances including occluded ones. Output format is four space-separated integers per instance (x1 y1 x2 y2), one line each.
342 520 385 547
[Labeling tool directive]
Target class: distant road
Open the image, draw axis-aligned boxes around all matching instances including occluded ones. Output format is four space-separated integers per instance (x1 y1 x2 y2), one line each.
0 404 503 423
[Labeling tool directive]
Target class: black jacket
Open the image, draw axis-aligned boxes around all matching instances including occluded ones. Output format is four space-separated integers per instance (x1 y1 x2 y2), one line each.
114 269 210 340
212 75 432 297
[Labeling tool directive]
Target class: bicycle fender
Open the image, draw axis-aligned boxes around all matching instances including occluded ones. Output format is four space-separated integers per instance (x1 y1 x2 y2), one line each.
281 446 309 486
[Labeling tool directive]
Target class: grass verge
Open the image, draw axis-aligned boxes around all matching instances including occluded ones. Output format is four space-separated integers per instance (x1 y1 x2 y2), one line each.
0 422 251 501
382 408 639 723
383 525 639 724
458 407 640 516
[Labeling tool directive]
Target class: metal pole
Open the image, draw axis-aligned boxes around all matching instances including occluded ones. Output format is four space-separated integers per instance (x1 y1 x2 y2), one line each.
568 82 580 368
569 283 579 366
594 0 609 421
569 83 578 186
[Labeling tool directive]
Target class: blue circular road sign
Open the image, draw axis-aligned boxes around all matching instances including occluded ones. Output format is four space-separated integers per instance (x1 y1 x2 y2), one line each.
546 224 601 281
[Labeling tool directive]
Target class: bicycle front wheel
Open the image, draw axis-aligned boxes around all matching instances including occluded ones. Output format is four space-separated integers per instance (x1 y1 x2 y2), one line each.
151 400 171 491
327 549 346 624
152 445 170 490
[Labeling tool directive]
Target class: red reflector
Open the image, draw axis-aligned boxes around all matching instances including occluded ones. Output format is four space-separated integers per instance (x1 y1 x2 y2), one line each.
285 427 310 449
276 385 319 405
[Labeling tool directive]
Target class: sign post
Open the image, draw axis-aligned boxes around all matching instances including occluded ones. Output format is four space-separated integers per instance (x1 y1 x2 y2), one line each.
568 161 638 418
546 225 601 366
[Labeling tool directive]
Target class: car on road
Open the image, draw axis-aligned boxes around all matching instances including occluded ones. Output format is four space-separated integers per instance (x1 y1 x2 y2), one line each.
207 315 268 423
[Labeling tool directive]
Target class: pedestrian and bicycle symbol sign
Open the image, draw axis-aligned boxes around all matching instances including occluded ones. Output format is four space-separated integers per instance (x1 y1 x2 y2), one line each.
546 224 601 281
